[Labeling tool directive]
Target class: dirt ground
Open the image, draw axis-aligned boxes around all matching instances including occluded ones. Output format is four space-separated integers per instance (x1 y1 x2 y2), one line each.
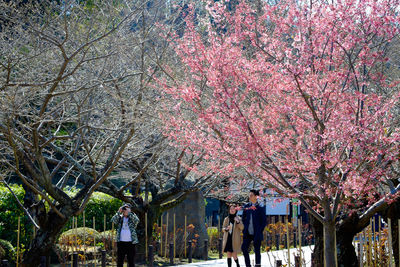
50 252 220 266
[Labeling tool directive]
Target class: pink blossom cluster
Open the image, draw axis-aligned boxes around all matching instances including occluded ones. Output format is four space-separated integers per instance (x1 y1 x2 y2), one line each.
160 0 400 214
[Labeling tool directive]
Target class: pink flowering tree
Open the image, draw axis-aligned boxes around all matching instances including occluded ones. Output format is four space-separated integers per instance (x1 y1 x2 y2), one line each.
159 0 400 265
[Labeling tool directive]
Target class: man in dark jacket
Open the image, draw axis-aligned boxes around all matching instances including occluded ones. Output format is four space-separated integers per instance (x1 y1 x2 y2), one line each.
241 189 267 267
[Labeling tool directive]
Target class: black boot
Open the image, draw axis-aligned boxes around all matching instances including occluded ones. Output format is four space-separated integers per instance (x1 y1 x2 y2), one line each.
234 258 240 267
227 258 232 267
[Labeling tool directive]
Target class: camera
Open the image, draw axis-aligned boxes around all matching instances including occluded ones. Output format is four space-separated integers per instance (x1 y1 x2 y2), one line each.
120 204 130 212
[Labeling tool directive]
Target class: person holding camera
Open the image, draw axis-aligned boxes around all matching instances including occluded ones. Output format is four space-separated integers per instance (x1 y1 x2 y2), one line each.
222 204 244 267
111 203 139 267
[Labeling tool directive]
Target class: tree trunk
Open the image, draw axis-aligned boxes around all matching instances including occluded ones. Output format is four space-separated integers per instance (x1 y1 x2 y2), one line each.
311 195 400 267
323 220 337 267
21 210 69 267
311 215 324 267
336 216 358 267
392 219 399 267
312 213 362 267
381 200 400 267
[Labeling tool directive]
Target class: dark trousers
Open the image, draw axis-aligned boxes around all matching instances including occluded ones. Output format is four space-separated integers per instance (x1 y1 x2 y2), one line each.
117 241 135 267
241 234 261 267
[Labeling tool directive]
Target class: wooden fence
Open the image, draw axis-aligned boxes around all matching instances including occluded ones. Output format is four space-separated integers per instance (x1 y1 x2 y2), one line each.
3 213 399 266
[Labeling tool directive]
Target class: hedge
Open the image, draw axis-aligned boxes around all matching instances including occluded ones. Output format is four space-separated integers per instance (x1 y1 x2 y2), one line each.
0 184 31 248
0 184 124 254
59 227 101 246
62 188 123 232
0 239 15 261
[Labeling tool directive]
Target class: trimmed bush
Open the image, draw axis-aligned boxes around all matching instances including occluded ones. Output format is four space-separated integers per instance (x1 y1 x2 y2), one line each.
59 227 100 247
62 188 123 232
207 227 220 252
0 239 15 261
98 230 116 251
1 184 124 255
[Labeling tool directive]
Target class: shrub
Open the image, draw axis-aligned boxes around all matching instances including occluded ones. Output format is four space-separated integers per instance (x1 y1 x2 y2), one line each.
0 184 31 249
151 223 200 258
0 245 5 260
98 230 116 251
207 227 220 252
58 227 101 248
62 188 123 232
0 239 15 262
0 184 123 254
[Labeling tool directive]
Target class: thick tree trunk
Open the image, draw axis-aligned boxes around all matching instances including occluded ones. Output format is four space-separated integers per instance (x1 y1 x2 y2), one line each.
312 213 365 267
381 200 400 267
21 210 70 267
336 216 358 267
392 219 399 267
389 181 400 267
311 195 400 267
310 215 324 267
323 220 337 267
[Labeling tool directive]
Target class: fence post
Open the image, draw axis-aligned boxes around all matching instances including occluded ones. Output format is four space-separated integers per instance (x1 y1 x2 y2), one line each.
218 238 223 259
275 234 280 250
389 218 393 267
101 250 107 267
40 256 46 267
184 215 187 258
169 243 174 265
275 259 282 267
284 234 288 249
145 213 148 260
311 252 317 267
156 241 160 256
398 219 400 267
148 245 154 267
111 222 115 265
72 252 78 267
295 255 300 267
16 217 20 267
204 239 208 260
188 240 192 263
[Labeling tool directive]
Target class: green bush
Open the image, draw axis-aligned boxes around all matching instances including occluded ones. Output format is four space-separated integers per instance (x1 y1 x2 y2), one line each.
207 227 220 252
0 184 124 255
0 184 32 249
0 245 4 260
0 239 15 261
98 230 116 251
59 227 100 247
62 188 123 232
207 226 219 236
